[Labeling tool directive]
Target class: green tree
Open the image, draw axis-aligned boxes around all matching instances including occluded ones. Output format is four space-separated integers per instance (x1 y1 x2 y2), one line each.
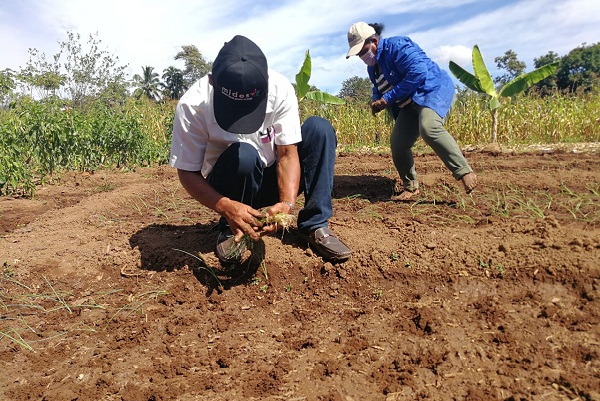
18 69 66 99
556 42 600 92
174 45 212 87
338 76 372 103
18 48 66 99
161 66 186 100
449 45 559 144
59 31 128 106
17 31 128 106
132 66 161 101
494 50 526 87
0 68 16 106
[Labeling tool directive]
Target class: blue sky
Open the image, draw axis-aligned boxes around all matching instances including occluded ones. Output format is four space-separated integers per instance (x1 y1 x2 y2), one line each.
1 0 599 95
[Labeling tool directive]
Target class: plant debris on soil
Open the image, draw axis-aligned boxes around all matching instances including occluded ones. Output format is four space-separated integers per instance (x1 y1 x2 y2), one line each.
1 149 599 401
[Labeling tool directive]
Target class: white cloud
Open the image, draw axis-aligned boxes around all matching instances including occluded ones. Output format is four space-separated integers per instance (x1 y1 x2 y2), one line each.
1 0 598 95
430 45 473 71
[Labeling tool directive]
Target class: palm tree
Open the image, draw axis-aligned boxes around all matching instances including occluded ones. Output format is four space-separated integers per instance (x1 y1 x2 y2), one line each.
161 66 186 100
132 66 161 101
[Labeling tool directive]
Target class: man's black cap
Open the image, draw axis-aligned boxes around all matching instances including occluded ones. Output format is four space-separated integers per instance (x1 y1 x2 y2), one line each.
212 35 268 134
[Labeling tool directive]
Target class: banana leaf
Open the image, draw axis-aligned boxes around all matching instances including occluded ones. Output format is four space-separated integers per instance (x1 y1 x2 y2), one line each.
295 50 311 101
500 62 560 97
449 61 483 92
305 91 345 104
472 45 496 97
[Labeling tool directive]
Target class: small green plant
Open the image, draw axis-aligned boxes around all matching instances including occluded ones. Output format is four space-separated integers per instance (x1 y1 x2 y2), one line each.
506 187 548 219
259 260 269 281
105 289 168 327
284 283 292 292
0 271 169 351
390 252 400 262
259 284 269 293
494 264 506 276
0 327 34 352
477 258 506 278
93 182 117 193
2 261 14 278
373 289 383 300
357 205 383 221
43 275 72 314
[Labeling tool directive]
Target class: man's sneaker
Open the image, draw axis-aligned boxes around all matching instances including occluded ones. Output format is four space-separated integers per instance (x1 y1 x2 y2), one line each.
301 227 351 262
215 228 247 264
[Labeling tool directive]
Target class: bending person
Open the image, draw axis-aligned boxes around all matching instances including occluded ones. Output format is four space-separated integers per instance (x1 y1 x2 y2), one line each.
346 22 478 200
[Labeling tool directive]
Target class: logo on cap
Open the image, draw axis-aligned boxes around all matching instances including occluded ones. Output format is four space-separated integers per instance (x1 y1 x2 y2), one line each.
211 35 269 134
221 87 263 101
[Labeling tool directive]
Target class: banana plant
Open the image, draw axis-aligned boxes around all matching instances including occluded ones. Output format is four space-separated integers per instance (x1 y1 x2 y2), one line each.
449 45 559 143
295 50 344 104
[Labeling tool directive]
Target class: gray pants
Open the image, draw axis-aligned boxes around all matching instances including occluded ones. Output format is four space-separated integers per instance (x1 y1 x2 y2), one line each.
390 103 472 192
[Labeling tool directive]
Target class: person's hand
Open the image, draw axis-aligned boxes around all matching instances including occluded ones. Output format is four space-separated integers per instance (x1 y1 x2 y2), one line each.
370 98 388 115
221 200 264 242
259 202 293 235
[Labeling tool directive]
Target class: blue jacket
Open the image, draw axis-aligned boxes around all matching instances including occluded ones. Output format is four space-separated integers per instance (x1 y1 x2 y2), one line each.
368 36 455 118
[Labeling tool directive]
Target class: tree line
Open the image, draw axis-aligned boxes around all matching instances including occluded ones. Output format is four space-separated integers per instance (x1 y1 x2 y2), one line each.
0 31 598 109
0 32 213 108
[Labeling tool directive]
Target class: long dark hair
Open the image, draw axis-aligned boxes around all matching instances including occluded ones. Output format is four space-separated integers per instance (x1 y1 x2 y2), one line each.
369 23 384 36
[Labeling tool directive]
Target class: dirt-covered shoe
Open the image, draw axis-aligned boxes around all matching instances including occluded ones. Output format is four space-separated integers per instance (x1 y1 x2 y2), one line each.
391 189 420 202
215 228 247 264
301 227 351 262
461 172 478 194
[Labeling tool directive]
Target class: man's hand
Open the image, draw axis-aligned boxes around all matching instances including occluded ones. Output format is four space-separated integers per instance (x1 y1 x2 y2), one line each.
259 202 293 235
219 199 264 242
370 98 388 115
176 170 265 242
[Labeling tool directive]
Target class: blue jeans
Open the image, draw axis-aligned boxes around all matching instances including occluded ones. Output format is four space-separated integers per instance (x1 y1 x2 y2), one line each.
207 116 336 233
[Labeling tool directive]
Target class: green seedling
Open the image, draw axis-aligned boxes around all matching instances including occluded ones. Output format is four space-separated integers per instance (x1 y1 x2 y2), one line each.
105 289 168 327
494 264 505 276
43 275 72 314
259 260 269 281
0 327 34 352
